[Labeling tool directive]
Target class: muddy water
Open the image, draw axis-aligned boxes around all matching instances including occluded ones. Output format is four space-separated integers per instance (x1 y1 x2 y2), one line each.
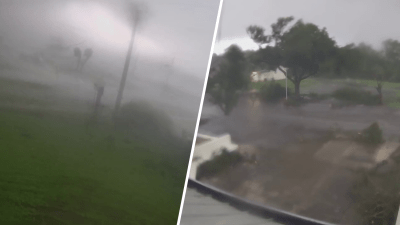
198 95 400 224
199 95 400 148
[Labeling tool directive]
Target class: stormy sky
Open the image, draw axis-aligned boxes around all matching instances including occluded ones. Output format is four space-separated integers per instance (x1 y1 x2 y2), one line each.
0 0 220 79
0 0 221 134
215 0 400 54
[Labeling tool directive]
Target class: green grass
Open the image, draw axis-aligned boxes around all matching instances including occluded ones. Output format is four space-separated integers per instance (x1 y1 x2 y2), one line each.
388 102 400 109
333 78 400 92
332 87 381 106
250 78 400 109
0 109 188 224
250 78 319 91
333 78 400 108
0 77 51 91
349 79 400 89
0 77 53 107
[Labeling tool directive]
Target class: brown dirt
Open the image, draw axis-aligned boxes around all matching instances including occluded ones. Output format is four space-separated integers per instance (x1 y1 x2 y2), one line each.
200 138 365 224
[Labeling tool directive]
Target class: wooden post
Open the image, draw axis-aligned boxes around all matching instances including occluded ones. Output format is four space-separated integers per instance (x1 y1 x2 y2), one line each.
94 86 104 119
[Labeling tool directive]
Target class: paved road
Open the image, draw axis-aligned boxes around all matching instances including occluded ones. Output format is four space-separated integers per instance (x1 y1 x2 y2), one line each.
180 188 282 225
199 96 400 149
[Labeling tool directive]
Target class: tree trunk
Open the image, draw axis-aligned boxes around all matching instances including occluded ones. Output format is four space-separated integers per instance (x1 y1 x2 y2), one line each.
294 80 300 99
376 86 383 105
94 86 104 119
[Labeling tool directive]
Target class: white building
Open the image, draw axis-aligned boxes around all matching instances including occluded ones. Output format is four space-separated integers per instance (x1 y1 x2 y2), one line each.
250 68 288 82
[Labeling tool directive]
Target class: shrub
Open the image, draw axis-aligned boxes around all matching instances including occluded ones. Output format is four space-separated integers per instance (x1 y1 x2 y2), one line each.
309 92 319 99
332 87 380 105
196 149 244 180
260 79 290 102
307 92 330 101
283 97 301 107
351 173 400 225
115 101 175 141
357 122 384 145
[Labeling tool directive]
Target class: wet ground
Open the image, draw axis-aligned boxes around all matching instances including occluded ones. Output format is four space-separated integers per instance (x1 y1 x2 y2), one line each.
200 96 400 149
197 95 400 224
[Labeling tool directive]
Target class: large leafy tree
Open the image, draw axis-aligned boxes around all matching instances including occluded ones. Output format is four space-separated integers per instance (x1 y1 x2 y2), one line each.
381 39 400 81
247 17 337 98
382 39 400 62
207 45 250 115
333 44 363 76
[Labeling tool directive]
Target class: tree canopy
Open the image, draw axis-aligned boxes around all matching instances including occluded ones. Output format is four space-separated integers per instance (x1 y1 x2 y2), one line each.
247 17 337 97
207 15 400 114
207 45 250 115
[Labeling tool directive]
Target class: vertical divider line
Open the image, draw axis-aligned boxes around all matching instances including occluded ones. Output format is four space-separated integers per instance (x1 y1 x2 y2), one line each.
395 205 400 225
175 0 225 224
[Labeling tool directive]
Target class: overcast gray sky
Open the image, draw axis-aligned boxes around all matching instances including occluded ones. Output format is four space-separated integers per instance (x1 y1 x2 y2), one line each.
215 0 400 54
0 0 220 79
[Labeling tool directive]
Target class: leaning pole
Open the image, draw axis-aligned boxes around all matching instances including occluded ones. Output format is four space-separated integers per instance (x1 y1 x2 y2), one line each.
113 20 138 120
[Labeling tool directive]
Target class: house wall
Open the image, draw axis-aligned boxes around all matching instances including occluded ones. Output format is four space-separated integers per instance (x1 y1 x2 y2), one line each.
251 68 287 82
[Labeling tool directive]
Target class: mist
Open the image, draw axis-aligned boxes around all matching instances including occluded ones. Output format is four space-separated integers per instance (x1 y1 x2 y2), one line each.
0 0 220 136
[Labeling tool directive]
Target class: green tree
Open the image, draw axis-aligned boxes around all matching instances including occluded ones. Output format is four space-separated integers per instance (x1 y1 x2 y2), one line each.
260 79 288 102
207 45 250 115
247 17 337 98
333 44 363 76
381 39 400 81
355 42 390 103
382 39 400 62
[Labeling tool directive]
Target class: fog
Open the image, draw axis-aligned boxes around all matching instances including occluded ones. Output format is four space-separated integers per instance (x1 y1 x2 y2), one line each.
0 0 220 135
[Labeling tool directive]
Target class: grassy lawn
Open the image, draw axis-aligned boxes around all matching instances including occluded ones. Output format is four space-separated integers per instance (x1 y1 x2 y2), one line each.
250 78 320 91
333 78 400 108
0 109 188 224
250 77 400 109
334 78 400 89
0 77 54 107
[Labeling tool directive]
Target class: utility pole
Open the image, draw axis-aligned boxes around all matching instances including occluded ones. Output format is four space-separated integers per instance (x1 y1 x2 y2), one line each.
286 69 288 100
113 18 138 120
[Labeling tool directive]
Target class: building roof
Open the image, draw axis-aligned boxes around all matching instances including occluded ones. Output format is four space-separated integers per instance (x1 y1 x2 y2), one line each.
252 67 288 75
